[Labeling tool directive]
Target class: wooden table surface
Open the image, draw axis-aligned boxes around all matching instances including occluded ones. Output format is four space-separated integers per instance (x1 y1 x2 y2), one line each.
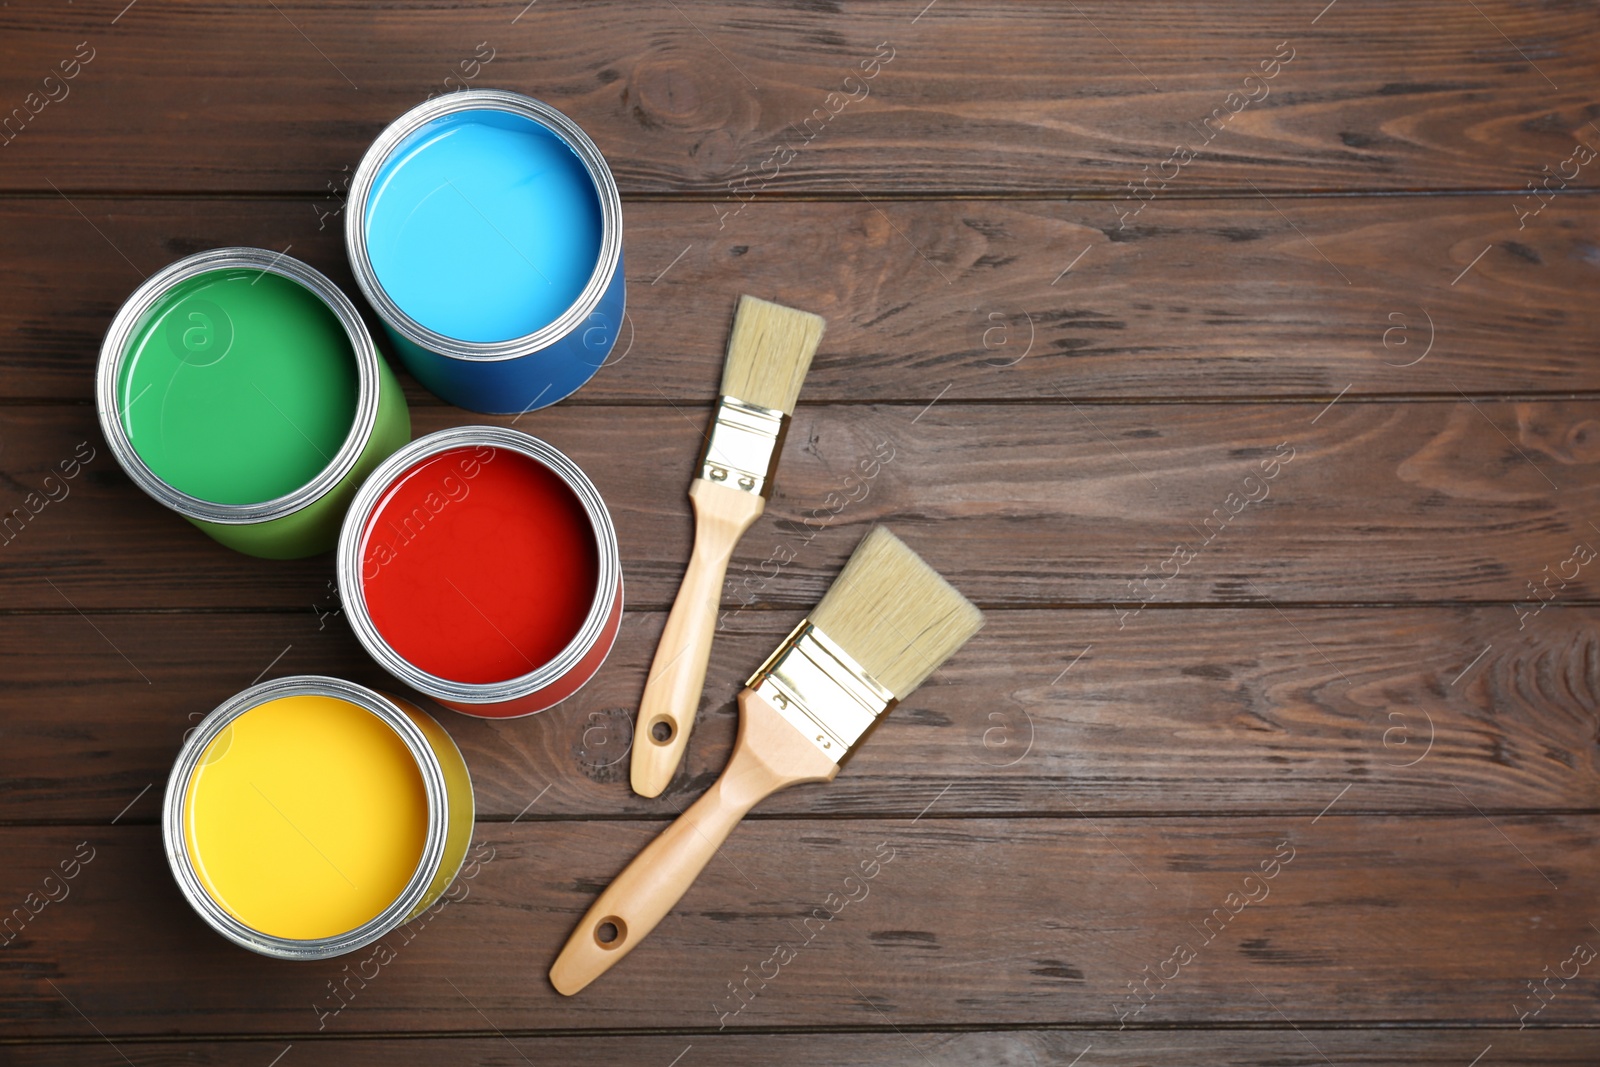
3 1 1598 1063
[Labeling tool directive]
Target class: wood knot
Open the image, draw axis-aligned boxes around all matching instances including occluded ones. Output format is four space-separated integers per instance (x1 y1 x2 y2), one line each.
629 56 732 130
1565 419 1600 463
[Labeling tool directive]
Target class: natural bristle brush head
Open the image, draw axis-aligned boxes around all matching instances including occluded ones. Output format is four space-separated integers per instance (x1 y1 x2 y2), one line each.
809 526 985 699
718 295 825 415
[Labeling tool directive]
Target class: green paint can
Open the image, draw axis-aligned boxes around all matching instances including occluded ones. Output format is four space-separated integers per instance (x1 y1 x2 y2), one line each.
97 248 410 558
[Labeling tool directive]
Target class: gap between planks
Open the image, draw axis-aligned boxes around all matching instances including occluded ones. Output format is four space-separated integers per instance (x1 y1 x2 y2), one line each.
7 395 1600 409
1 1021 1593 1045
3 187 1600 203
13 809 1600 831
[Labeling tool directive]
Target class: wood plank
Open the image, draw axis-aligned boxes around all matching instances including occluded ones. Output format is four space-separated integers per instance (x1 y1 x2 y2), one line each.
6 0 1589 1054
6 195 1597 403
0 816 1594 1035
0 2 1595 195
2 606 1595 823
2 399 1597 610
5 1029 1595 1067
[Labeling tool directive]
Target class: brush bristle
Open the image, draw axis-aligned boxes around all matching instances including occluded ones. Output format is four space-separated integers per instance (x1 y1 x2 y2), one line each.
810 526 984 699
719 295 825 414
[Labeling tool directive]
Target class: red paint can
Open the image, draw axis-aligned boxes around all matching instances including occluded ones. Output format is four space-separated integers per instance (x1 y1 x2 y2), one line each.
338 426 622 717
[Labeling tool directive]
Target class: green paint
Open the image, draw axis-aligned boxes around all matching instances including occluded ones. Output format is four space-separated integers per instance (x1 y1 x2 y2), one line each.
118 268 359 505
190 354 411 559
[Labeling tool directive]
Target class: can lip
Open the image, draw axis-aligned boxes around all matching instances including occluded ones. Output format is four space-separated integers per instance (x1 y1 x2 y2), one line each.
337 425 622 706
162 675 449 961
344 88 624 363
94 247 383 526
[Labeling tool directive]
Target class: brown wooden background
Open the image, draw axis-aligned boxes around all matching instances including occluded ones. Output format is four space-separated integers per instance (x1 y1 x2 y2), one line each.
2 1 1598 1064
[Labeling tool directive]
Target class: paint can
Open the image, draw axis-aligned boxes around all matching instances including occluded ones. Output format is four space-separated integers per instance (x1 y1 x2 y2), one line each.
337 425 623 718
345 89 625 415
96 248 411 559
163 675 474 960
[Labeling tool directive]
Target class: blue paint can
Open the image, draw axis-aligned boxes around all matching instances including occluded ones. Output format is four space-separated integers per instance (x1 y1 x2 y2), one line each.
345 90 624 415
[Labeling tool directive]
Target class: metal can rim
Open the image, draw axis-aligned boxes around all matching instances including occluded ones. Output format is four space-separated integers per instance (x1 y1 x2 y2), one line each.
343 88 624 364
337 425 622 706
94 247 384 526
162 674 450 960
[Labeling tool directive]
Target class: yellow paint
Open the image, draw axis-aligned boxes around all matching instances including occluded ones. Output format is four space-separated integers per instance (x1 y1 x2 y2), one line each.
183 694 429 940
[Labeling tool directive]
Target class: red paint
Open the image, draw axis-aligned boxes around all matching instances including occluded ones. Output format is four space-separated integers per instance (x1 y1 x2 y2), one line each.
435 580 623 717
359 445 600 684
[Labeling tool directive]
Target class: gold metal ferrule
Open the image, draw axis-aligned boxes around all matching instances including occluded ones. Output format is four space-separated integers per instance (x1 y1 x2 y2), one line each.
698 396 788 498
747 619 897 761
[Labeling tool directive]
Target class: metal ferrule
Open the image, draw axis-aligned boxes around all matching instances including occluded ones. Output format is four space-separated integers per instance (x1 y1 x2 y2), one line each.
746 619 897 761
698 395 788 498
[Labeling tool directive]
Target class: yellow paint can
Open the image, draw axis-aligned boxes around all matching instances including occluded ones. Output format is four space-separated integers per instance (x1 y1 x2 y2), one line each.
164 676 473 958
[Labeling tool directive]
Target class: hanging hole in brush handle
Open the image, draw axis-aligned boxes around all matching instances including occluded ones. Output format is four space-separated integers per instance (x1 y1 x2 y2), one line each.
593 917 626 949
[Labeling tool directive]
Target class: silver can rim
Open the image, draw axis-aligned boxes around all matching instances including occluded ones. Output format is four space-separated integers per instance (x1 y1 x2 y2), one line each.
337 425 621 705
162 674 449 960
94 247 383 526
344 89 624 364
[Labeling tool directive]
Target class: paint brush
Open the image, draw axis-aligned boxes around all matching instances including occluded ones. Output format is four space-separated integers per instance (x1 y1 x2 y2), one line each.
629 295 826 799
553 526 983 994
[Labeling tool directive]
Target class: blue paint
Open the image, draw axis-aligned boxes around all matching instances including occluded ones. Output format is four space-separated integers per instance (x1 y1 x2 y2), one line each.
364 109 602 343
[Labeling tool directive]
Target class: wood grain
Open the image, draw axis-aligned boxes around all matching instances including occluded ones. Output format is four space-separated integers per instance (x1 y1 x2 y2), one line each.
3 0 1595 1054
0 1 1595 195
6 1030 1596 1067
3 399 1597 611
0 817 1593 1036
5 195 1597 404
1 607 1595 823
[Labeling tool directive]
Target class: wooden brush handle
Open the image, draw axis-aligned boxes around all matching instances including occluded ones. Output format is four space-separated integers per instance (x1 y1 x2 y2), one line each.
630 478 766 799
551 689 839 996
